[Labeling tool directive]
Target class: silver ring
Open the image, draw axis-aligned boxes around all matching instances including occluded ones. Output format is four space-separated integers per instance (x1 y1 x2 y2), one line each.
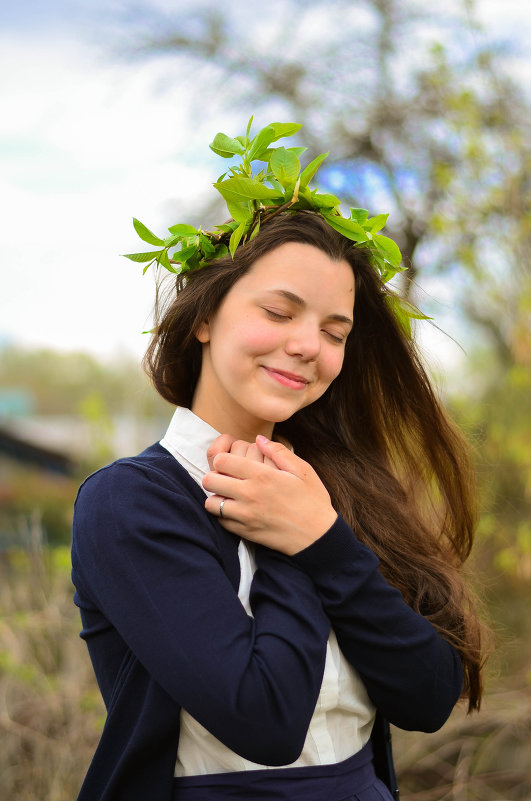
219 498 226 518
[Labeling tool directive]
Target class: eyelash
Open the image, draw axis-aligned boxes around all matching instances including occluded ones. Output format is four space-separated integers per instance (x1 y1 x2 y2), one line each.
263 308 345 344
264 309 289 321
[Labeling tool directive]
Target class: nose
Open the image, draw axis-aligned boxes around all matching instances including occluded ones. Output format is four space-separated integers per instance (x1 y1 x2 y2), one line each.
284 321 321 361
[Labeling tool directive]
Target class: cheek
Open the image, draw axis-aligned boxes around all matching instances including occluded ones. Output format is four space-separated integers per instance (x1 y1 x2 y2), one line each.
238 321 280 355
322 349 346 384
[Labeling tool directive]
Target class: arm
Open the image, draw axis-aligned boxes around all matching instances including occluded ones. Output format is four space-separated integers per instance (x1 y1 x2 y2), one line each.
72 459 330 765
290 516 463 732
205 436 463 732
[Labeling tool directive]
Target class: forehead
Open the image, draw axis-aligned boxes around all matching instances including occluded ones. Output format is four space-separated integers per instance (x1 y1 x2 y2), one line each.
236 241 355 313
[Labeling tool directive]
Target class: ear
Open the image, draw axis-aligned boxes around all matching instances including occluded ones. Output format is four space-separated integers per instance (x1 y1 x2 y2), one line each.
195 320 210 344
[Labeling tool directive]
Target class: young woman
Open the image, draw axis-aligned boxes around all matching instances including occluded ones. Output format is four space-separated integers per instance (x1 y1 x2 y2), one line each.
72 179 484 800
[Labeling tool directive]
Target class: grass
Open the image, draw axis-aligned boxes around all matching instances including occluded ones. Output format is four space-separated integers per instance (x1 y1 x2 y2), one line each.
393 681 531 800
0 546 103 801
1 543 529 800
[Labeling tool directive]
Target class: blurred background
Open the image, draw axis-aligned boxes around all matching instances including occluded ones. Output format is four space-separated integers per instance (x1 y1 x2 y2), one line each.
0 1 529 798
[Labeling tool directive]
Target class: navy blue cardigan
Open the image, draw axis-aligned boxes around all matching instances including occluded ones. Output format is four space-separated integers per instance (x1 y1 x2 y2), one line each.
71 443 463 801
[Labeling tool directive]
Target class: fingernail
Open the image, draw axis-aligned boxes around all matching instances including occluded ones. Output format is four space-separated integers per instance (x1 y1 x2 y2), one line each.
256 435 269 445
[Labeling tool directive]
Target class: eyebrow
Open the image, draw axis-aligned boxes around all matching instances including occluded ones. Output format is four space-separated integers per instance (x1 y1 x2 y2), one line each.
266 289 353 326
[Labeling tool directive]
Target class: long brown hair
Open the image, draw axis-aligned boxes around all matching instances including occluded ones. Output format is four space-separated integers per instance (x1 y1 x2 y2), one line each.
144 211 485 710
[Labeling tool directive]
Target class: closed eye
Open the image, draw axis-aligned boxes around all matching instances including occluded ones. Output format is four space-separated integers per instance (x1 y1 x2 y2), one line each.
264 307 348 343
324 331 346 344
263 308 290 321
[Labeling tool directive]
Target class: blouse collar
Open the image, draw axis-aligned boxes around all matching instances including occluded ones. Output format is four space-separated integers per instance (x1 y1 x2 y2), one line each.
160 406 220 477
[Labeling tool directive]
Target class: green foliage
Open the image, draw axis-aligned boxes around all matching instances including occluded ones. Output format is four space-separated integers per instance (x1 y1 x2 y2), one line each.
0 345 168 418
457 362 531 581
123 118 429 333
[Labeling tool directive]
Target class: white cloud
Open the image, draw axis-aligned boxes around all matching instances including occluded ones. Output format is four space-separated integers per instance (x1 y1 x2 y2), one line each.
0 32 213 358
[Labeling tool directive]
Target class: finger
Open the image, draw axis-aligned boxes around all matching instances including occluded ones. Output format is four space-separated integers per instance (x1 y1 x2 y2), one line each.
244 443 266 463
206 434 237 471
229 440 254 458
204 493 237 523
204 495 259 537
211 451 267 480
255 435 308 477
202 470 244 498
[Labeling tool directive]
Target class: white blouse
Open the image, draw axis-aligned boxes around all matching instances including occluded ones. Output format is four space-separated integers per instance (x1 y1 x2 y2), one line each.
160 407 375 775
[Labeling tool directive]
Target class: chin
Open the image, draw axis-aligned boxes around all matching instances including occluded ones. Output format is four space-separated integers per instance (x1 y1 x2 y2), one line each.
252 401 308 425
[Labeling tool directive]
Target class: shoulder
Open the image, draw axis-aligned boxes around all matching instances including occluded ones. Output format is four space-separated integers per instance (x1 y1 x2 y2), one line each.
73 442 211 551
72 442 229 576
76 443 196 504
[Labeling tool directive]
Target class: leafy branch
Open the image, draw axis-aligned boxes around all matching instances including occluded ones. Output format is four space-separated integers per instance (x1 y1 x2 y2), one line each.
124 117 426 334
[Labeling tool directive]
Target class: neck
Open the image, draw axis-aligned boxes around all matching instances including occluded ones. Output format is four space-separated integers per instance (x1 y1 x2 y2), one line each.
191 398 274 443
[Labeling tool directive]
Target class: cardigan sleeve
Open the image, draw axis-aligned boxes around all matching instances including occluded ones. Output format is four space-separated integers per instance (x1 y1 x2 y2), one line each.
72 460 330 766
289 514 464 733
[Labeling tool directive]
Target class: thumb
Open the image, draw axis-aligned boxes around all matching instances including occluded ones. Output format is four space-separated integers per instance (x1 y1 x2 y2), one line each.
255 435 305 477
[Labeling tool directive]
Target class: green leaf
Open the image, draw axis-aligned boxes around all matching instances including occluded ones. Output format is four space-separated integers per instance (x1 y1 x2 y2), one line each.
385 294 412 338
227 200 253 224
167 223 198 236
322 213 370 242
270 147 301 188
214 176 283 203
259 145 306 162
156 249 174 272
229 220 247 257
245 115 254 139
181 250 201 272
171 244 198 263
399 300 431 321
369 252 398 283
123 250 163 262
299 152 328 188
309 192 340 210
199 234 216 257
385 295 429 338
367 213 389 233
373 234 402 266
267 177 284 193
215 221 239 233
349 208 369 224
248 125 276 161
164 234 184 248
133 218 165 246
269 122 302 141
213 243 229 260
209 132 245 158
249 216 260 242
254 147 276 162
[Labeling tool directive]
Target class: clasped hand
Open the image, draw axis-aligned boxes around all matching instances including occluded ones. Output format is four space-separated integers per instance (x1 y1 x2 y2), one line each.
203 434 337 556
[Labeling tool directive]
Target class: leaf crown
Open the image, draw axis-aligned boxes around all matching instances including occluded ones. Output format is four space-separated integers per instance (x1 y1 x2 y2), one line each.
124 116 427 336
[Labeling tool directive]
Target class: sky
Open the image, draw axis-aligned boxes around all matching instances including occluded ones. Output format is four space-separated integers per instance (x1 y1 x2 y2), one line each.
1 0 529 374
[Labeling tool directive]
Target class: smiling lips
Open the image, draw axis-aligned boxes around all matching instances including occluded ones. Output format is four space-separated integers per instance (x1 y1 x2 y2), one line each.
262 366 310 390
